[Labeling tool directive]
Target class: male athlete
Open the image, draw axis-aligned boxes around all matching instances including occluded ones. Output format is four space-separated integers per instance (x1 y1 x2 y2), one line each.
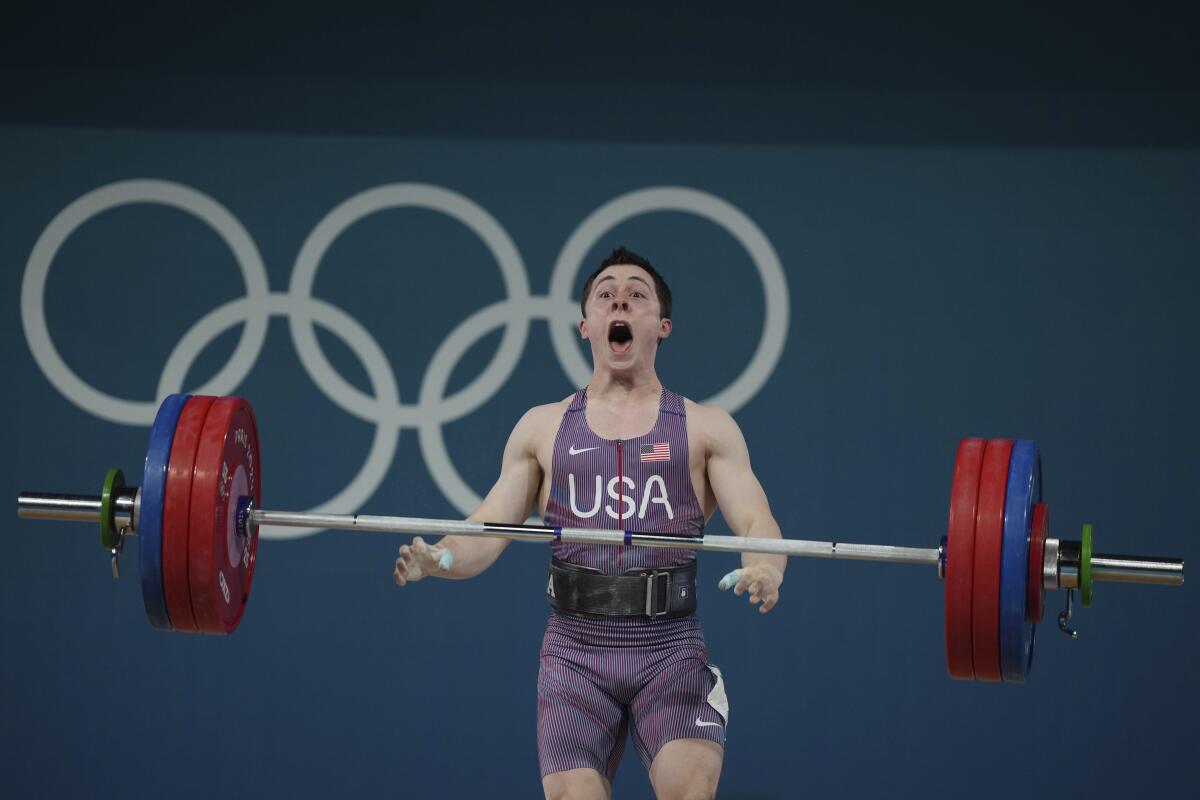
394 246 785 799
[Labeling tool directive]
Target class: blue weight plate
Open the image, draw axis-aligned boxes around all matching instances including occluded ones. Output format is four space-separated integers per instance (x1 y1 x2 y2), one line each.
1000 439 1041 682
140 393 190 631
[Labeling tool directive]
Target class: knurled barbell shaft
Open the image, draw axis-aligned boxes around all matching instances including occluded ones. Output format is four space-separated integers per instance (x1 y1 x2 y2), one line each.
17 491 939 565
253 509 942 565
17 490 1186 585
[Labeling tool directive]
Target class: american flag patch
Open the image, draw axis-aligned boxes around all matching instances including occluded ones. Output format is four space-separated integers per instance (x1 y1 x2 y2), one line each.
640 442 671 462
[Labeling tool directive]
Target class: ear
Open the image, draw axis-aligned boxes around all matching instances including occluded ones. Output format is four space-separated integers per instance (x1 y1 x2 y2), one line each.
658 317 673 340
579 317 590 340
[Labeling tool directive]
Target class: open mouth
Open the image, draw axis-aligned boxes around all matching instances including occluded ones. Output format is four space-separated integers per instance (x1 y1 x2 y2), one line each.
607 320 633 353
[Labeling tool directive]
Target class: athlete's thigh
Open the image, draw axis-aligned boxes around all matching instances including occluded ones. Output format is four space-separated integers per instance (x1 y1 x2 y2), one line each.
649 738 723 800
629 657 728 769
537 651 629 781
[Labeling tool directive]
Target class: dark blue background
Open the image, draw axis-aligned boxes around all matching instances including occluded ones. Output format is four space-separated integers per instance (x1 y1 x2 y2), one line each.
1 5 1197 798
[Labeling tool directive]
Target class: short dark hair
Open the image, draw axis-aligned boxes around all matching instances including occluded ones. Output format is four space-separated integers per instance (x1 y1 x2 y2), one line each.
579 246 673 320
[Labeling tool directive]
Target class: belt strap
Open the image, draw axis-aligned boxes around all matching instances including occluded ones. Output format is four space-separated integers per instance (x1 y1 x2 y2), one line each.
546 558 697 619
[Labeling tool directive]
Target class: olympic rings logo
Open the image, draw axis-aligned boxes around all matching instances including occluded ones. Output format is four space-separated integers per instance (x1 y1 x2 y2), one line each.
21 180 790 539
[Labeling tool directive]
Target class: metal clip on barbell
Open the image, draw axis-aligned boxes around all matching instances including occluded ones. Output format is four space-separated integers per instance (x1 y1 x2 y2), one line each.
14 394 1185 684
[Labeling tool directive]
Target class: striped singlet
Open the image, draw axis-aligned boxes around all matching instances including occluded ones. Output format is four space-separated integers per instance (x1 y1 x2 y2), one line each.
536 387 728 781
545 386 705 572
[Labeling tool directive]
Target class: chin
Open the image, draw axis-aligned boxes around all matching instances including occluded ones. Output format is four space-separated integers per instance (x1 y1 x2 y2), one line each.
608 352 644 370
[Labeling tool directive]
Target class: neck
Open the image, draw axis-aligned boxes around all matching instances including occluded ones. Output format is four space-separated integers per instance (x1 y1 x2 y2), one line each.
587 367 662 403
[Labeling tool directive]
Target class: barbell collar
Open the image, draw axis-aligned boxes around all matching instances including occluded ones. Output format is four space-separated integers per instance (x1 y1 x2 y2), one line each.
1043 537 1062 590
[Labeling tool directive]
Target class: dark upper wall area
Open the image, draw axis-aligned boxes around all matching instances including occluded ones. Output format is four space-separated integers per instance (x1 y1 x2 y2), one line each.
2 2 1198 146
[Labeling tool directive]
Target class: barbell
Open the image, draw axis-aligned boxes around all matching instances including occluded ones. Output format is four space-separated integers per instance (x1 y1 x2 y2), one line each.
16 394 1184 683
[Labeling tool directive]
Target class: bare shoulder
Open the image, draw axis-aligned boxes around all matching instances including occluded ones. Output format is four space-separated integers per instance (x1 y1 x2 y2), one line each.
682 398 743 454
510 397 572 445
682 397 735 425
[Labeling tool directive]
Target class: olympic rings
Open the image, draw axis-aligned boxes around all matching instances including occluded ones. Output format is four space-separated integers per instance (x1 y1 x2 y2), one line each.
21 180 790 539
21 180 270 425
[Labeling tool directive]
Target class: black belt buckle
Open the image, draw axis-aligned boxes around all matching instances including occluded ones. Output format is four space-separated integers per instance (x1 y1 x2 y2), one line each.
644 570 671 617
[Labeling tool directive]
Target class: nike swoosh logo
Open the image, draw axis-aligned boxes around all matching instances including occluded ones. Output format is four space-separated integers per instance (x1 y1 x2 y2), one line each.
568 446 600 455
695 718 723 728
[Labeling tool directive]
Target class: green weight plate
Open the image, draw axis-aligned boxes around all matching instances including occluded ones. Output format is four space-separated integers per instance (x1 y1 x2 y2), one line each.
1081 523 1094 608
99 468 125 549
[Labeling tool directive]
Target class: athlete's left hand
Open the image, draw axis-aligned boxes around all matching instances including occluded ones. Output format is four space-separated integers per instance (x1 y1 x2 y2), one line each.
718 564 783 613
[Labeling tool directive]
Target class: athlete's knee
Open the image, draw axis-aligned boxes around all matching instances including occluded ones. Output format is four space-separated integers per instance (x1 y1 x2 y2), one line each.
652 775 717 800
649 739 722 800
542 767 610 800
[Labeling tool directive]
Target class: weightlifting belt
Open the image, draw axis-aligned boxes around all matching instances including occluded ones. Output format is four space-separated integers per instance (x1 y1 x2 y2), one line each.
546 558 697 619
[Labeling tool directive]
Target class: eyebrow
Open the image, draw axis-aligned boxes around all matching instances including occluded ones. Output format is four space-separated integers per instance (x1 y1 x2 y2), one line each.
594 275 653 292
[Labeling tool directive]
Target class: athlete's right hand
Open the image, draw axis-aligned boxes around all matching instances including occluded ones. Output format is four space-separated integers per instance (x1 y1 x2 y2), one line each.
393 536 454 586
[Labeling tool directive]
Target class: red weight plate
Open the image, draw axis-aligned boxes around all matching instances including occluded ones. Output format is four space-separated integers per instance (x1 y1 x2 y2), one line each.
944 438 986 680
1026 503 1048 623
971 439 1013 683
162 395 215 633
188 396 261 635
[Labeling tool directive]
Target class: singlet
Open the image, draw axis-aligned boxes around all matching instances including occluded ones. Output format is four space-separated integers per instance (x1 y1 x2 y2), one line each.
543 386 706 575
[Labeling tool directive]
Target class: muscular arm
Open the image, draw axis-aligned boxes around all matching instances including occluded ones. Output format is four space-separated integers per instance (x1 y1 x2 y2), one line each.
704 406 787 610
420 406 545 580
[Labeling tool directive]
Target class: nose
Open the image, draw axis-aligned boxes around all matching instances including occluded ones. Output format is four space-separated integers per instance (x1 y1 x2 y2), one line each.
611 299 629 312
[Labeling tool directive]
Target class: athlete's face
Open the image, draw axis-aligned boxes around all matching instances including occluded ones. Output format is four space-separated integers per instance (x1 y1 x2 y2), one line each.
579 264 672 370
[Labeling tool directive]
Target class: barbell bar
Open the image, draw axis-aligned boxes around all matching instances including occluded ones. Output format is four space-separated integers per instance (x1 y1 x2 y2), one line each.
15 394 1185 683
17 492 1178 583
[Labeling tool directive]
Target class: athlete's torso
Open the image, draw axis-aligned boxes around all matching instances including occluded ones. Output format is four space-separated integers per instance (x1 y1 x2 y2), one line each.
542 387 706 575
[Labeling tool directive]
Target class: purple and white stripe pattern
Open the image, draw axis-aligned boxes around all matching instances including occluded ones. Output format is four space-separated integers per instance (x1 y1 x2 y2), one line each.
537 387 725 779
544 387 704 575
538 614 727 780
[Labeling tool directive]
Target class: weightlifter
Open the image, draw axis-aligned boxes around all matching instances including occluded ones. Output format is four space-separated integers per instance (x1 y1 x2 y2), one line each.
393 246 786 799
